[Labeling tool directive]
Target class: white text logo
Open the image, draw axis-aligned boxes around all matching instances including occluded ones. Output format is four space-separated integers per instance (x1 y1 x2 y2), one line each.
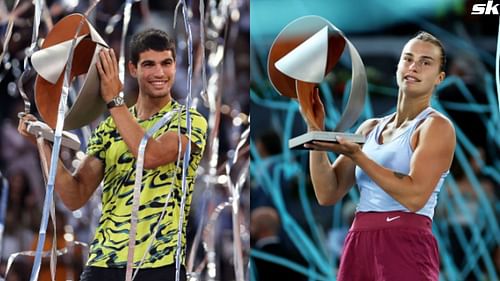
471 1 499 15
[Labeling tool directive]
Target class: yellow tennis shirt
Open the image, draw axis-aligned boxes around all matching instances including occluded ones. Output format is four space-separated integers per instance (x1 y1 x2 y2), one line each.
86 100 207 268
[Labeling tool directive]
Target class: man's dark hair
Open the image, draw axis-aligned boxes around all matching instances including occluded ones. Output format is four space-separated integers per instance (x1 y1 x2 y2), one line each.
129 29 176 66
412 31 446 72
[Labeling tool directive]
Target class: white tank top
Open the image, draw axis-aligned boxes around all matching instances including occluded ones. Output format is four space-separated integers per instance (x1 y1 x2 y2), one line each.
354 107 448 219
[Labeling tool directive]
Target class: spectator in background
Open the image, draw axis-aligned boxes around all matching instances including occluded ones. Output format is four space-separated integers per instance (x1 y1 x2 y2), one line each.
2 170 39 261
251 207 306 281
435 148 496 280
255 130 282 158
0 99 44 200
438 52 497 165
0 169 39 279
251 130 282 211
29 208 83 281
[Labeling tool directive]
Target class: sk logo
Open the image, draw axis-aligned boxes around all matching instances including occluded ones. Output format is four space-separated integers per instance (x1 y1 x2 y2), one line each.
471 1 500 15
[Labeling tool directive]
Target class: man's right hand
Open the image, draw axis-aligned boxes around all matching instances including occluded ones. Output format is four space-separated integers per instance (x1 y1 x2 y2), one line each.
17 113 38 144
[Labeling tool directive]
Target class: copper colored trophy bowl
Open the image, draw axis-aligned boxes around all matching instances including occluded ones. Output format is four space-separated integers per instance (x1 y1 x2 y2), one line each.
34 14 97 129
268 23 346 130
268 33 345 99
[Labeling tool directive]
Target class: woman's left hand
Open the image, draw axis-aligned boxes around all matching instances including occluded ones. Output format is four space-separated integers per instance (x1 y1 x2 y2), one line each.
304 137 362 160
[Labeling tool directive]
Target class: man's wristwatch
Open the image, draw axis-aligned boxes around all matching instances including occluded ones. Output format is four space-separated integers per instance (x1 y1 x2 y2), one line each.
106 95 125 109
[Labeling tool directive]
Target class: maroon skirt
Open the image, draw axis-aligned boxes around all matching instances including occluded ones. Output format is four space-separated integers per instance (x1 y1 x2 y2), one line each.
337 211 439 281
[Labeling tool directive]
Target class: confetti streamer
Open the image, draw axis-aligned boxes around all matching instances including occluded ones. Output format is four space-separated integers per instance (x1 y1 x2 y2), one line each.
0 173 9 259
28 3 101 280
125 109 179 281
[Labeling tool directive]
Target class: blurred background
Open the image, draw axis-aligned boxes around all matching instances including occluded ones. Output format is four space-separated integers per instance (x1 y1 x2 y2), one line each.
0 0 249 280
250 0 499 281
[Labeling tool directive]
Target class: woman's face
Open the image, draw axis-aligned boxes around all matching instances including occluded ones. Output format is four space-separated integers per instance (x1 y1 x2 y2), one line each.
396 39 445 97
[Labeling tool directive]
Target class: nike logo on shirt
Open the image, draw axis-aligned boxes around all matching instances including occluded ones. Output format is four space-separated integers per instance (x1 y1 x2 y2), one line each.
386 216 401 222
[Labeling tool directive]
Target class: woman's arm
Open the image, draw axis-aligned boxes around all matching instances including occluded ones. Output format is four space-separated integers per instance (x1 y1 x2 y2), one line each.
307 114 455 211
351 115 455 211
307 119 378 206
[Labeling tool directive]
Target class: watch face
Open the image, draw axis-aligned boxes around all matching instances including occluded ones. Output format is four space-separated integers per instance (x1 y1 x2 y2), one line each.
116 96 124 105
107 96 125 108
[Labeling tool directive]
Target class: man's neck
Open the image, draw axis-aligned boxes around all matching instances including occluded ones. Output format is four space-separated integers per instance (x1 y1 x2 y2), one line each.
135 94 172 120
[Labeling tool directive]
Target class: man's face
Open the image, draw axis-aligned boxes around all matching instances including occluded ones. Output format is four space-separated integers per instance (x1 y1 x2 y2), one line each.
129 49 176 99
396 39 444 96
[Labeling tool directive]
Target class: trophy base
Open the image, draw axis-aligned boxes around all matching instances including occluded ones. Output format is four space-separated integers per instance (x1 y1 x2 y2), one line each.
26 121 81 151
289 131 365 150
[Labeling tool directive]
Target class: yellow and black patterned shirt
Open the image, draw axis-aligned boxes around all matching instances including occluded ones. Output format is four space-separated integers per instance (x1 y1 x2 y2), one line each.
86 100 207 268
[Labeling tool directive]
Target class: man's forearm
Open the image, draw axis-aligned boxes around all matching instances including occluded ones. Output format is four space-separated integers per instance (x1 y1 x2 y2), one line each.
108 105 147 158
39 141 88 210
108 105 185 168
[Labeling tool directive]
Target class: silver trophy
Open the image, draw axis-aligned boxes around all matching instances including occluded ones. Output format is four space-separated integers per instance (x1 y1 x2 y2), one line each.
20 13 112 152
267 16 367 149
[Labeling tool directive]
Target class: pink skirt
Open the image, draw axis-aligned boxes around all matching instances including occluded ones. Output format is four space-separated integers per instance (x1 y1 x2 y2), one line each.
337 211 439 281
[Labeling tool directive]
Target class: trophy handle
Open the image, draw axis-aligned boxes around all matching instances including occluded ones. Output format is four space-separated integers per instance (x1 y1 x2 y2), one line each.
26 120 81 151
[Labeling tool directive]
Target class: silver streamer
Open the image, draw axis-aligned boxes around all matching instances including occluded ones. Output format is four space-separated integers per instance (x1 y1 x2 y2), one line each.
199 0 209 103
173 1 198 281
204 201 232 281
29 2 100 280
3 241 88 280
225 127 249 281
0 172 9 259
118 0 134 85
125 109 179 281
130 116 185 281
17 0 44 117
35 133 61 281
0 0 21 63
186 1 250 280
